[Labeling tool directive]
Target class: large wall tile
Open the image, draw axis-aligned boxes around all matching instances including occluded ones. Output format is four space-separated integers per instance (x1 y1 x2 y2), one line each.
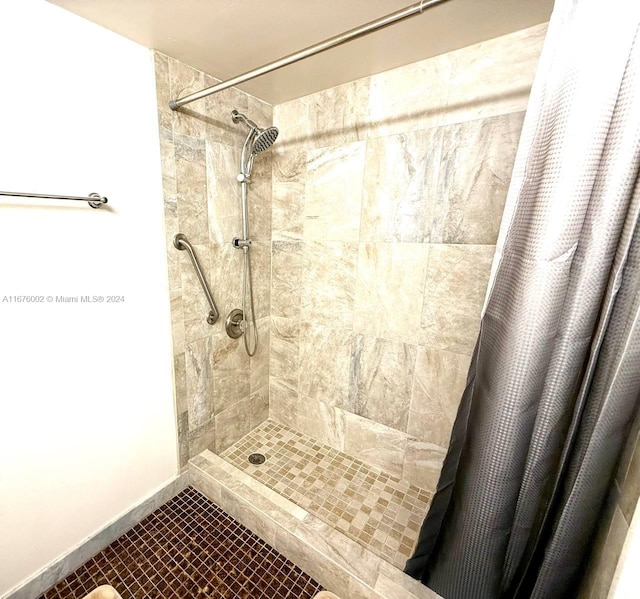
271 241 303 319
367 54 450 138
272 148 306 241
249 241 272 320
250 316 271 395
308 79 369 148
208 242 243 321
170 289 185 356
305 143 365 242
168 57 206 139
403 440 447 492
160 135 177 219
349 336 417 432
353 243 430 344
408 347 471 448
154 52 172 132
206 141 241 245
343 412 408 478
203 74 250 148
270 316 300 382
248 151 273 243
298 322 353 409
444 23 547 125
211 332 250 415
420 244 495 354
269 378 299 430
296 396 346 451
185 336 214 430
273 96 310 147
360 129 442 243
175 134 208 245
432 112 525 244
301 241 358 328
214 395 252 453
164 217 182 291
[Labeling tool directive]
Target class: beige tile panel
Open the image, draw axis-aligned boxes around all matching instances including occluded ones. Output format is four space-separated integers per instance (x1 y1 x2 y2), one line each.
248 151 273 243
408 347 471 447
175 134 208 245
202 74 250 148
249 316 270 397
160 136 177 219
271 240 303 318
296 396 346 452
444 23 547 126
367 53 451 139
433 112 525 244
360 128 442 243
249 241 272 320
353 243 430 345
271 147 306 241
173 352 187 415
250 385 270 430
211 332 250 415
304 142 366 242
169 288 185 356
343 411 409 478
214 395 252 453
301 241 358 328
420 244 495 354
185 335 214 430
269 316 300 382
205 141 241 245
273 96 311 148
298 322 353 409
403 440 447 493
269 378 299 430
153 52 172 133
167 57 206 139
308 79 370 148
164 216 182 291
208 241 243 321
349 336 417 432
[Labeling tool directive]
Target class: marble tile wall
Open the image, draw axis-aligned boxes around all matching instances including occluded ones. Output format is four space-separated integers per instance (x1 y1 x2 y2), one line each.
270 24 548 491
154 52 272 467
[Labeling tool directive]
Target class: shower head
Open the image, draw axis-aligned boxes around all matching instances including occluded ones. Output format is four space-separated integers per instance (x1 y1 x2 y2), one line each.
231 109 279 155
253 127 279 153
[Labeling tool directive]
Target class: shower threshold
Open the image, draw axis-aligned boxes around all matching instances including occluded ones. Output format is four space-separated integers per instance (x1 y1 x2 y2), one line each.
189 420 441 599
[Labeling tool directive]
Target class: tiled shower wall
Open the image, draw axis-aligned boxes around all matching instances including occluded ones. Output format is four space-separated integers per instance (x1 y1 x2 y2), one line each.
269 24 547 491
154 53 272 467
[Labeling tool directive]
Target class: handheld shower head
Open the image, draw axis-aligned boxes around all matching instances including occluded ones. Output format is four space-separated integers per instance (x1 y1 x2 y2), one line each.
232 110 279 155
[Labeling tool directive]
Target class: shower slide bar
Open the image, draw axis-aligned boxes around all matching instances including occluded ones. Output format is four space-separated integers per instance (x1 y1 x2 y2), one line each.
0 190 108 208
173 233 219 325
169 0 451 110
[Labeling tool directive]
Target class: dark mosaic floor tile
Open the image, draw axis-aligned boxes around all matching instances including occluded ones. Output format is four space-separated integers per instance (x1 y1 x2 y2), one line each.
40 487 323 599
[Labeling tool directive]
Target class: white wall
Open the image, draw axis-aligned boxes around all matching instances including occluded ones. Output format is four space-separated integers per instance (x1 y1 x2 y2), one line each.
0 1 178 595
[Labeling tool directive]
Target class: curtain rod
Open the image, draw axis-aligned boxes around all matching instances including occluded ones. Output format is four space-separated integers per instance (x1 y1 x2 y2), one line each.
169 0 451 111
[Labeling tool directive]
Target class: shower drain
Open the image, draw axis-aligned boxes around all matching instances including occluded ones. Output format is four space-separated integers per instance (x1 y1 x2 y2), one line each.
248 453 266 465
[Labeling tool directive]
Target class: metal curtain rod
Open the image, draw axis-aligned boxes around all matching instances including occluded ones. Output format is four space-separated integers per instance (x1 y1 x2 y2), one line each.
169 0 451 110
0 191 108 208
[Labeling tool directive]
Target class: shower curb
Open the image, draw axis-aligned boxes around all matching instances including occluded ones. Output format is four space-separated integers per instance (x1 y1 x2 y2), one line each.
190 450 442 599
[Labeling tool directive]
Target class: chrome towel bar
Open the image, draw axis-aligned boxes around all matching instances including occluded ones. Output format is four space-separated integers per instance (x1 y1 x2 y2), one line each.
173 233 219 325
0 190 108 208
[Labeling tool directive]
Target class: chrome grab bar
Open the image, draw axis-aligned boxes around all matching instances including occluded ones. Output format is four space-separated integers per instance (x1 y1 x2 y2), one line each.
0 190 108 208
173 233 219 325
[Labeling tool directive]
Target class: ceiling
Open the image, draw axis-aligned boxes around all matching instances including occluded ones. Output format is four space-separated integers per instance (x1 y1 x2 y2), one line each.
47 0 554 105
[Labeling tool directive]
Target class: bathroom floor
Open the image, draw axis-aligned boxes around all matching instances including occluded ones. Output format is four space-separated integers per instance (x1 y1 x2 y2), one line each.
40 487 323 599
221 420 432 570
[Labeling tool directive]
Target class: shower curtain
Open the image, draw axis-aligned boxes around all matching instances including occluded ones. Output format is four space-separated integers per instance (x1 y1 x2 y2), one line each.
405 1 640 598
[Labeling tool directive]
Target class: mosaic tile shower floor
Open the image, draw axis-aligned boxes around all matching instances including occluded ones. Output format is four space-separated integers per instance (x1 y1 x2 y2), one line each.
40 487 323 599
221 420 433 570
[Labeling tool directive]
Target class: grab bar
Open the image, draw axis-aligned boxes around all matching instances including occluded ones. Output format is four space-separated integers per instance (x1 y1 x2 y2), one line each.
173 233 219 325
